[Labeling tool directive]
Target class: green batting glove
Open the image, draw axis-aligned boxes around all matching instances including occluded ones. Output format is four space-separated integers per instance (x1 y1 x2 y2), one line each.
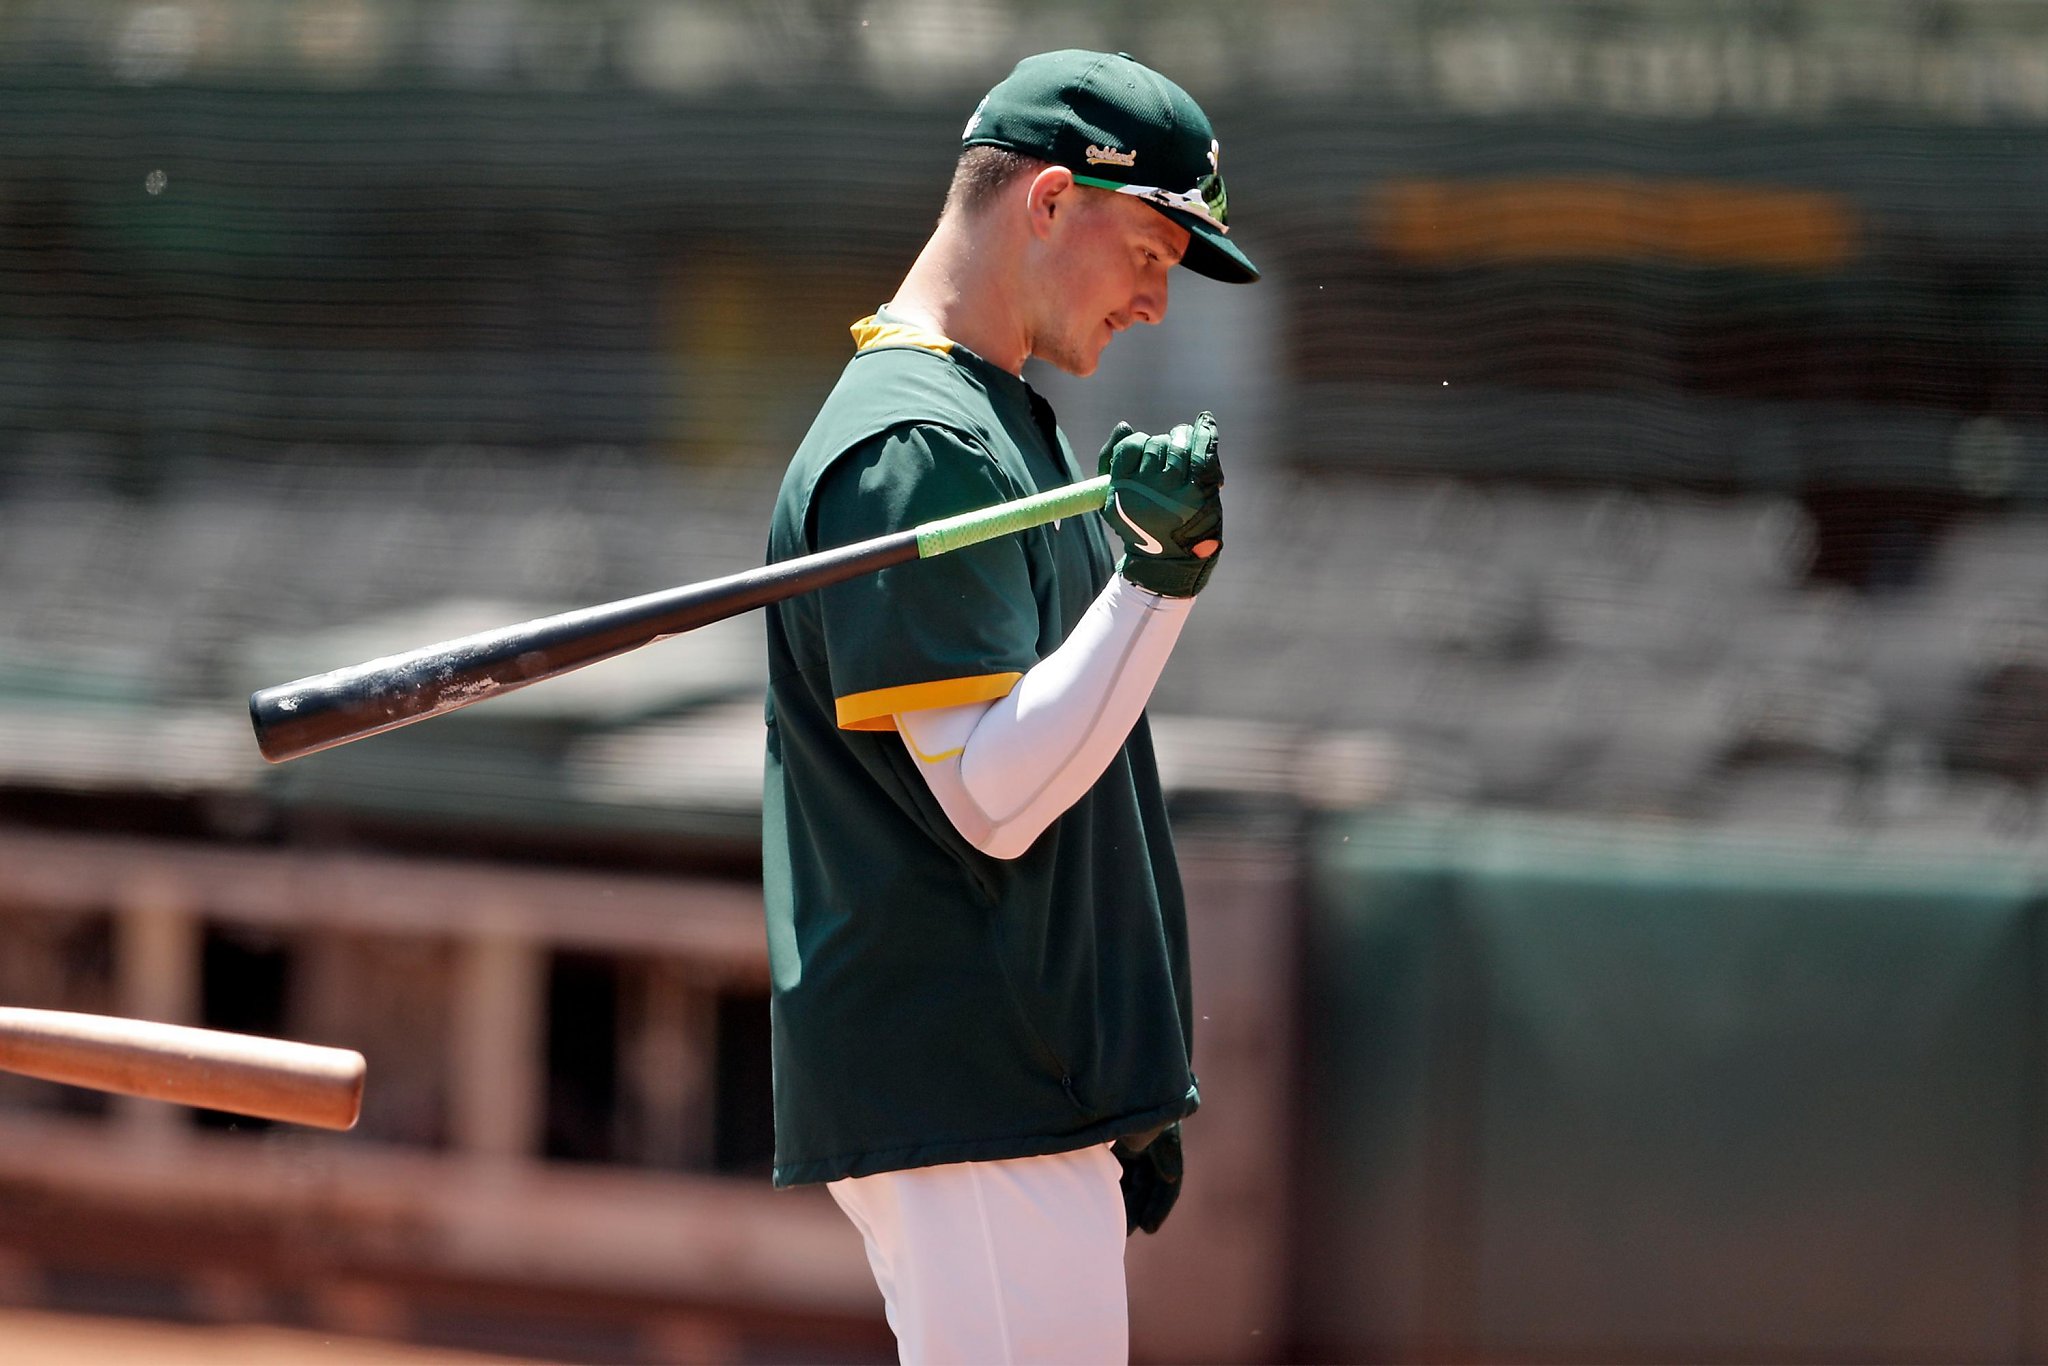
1096 412 1224 598
1113 1121 1184 1235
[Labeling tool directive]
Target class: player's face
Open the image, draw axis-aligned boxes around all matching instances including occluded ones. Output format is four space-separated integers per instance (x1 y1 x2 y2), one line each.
1032 191 1189 378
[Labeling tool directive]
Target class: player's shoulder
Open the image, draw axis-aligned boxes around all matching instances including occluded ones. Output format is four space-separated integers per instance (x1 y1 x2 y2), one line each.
772 351 1017 555
819 343 1003 448
789 349 1008 498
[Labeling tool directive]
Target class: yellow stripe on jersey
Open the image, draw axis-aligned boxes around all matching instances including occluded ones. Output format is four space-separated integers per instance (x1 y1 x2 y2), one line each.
850 314 955 355
835 672 1022 732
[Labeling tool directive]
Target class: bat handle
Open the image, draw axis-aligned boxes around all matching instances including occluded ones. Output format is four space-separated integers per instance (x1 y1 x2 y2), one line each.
915 475 1111 558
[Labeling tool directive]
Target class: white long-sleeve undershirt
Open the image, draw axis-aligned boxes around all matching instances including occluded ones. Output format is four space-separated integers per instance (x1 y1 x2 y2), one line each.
895 574 1192 860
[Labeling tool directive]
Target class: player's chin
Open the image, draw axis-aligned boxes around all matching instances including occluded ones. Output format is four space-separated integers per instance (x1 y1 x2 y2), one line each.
1058 334 1113 378
1039 346 1102 379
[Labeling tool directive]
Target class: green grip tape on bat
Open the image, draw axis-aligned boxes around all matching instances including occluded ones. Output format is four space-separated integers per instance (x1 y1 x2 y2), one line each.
913 474 1112 559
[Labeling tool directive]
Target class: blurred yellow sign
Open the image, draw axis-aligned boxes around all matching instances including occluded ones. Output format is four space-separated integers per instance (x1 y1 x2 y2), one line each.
1373 176 1858 270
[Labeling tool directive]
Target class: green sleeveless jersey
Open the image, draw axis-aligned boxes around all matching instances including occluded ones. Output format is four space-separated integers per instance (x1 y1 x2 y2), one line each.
761 314 1198 1187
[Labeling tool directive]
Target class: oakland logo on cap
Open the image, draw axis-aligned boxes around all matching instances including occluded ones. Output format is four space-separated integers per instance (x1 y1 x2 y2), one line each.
1086 144 1137 167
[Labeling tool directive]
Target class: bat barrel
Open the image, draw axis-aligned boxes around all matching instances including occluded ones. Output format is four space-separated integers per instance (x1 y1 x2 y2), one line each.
251 530 922 763
250 603 653 764
0 1008 365 1131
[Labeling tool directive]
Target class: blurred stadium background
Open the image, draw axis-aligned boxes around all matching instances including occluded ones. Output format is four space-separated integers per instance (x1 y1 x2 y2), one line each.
5 0 2048 1360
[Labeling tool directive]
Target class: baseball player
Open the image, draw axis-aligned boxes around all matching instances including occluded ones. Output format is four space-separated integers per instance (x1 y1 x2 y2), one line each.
762 50 1257 1364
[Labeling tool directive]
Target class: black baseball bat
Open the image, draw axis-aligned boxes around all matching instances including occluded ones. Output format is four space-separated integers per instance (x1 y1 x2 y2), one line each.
249 475 1111 763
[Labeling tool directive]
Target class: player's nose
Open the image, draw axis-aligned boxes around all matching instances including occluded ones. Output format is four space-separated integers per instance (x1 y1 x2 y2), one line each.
1132 279 1168 326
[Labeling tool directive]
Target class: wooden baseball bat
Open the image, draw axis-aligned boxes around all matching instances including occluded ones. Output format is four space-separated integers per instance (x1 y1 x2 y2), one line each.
249 473 1113 763
0 1008 365 1130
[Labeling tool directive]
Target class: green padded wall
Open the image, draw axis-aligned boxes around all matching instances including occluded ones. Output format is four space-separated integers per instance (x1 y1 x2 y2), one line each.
1296 814 2045 1363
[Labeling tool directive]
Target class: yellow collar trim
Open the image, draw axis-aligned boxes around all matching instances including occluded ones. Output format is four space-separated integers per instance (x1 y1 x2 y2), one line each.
851 313 955 355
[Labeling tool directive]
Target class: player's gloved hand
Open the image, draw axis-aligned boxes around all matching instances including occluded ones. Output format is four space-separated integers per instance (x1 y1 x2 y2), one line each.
1096 412 1224 598
1112 1121 1184 1235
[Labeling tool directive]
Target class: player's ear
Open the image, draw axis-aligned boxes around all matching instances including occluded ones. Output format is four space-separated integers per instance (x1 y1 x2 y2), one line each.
1025 165 1078 241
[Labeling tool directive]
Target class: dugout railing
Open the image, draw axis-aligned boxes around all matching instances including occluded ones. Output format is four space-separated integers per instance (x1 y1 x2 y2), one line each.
0 818 1299 1363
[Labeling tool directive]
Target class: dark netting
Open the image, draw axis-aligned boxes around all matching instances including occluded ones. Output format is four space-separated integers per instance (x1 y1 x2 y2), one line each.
8 2 2046 838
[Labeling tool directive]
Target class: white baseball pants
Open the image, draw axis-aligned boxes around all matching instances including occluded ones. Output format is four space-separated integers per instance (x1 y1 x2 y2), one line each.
827 1143 1129 1365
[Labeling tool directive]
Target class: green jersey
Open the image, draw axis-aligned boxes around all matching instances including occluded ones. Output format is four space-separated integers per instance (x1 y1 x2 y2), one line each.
761 314 1199 1188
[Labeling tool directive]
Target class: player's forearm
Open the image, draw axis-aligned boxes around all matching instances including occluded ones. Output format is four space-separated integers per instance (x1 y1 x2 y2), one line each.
898 574 1192 859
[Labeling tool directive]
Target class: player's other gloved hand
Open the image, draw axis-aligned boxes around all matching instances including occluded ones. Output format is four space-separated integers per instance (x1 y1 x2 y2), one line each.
1112 1121 1184 1235
1096 412 1224 598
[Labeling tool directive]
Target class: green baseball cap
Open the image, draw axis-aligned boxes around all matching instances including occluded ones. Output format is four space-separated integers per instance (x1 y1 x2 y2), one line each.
961 49 1259 285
